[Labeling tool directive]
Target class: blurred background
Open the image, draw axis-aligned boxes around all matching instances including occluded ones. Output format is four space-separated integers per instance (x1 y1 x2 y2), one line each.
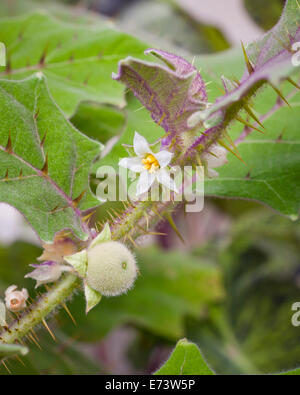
1 0 300 375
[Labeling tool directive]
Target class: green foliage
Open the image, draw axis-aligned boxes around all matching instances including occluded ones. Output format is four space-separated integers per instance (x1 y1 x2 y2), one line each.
187 210 300 374
155 338 214 375
71 102 126 145
118 0 230 54
0 12 147 116
0 74 101 242
0 330 100 375
0 0 299 376
281 367 300 375
244 0 285 31
205 91 300 219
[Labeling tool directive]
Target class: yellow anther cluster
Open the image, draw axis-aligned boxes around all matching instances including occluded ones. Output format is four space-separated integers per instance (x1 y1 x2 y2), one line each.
142 154 160 173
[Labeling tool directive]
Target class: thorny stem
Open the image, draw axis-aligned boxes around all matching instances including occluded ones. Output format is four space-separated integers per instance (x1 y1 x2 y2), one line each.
0 198 178 346
2 63 298 353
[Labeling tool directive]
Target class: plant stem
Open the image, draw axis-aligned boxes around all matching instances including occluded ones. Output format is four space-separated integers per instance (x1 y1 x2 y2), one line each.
0 274 80 344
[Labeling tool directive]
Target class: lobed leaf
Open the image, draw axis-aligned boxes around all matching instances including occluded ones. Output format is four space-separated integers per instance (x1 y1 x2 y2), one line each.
0 74 102 242
0 12 148 116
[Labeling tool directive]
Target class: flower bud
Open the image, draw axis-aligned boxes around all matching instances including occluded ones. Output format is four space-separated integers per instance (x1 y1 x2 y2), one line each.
86 241 137 297
203 144 228 178
5 285 28 312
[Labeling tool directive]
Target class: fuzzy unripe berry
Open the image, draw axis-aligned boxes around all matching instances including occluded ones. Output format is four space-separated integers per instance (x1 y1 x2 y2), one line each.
86 241 137 297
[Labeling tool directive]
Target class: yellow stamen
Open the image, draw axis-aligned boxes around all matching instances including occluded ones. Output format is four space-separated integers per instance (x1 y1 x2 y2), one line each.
142 154 160 173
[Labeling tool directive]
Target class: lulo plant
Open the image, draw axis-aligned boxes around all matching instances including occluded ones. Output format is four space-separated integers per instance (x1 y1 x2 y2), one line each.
0 0 299 375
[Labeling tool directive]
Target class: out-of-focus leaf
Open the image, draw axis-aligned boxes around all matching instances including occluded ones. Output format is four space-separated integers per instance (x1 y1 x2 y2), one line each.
0 241 41 290
244 0 284 31
58 247 223 341
0 12 147 116
118 0 229 54
0 0 102 24
71 102 126 145
0 330 101 375
281 367 300 375
155 338 214 375
0 74 101 242
187 210 300 374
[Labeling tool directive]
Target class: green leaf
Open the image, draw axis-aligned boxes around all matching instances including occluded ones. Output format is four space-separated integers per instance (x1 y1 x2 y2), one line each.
70 102 126 145
281 367 300 375
59 247 223 341
118 0 229 54
0 343 28 359
155 339 214 375
0 12 148 116
186 210 300 374
0 330 101 375
112 48 208 144
196 0 300 126
0 74 102 242
205 86 300 219
244 0 283 30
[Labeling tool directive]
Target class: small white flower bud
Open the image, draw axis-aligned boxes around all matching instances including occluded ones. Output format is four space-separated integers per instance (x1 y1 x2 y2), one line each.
86 241 138 297
203 144 228 178
5 285 28 312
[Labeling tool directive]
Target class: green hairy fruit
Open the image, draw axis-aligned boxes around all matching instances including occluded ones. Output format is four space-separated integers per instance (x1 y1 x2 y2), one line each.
86 241 138 297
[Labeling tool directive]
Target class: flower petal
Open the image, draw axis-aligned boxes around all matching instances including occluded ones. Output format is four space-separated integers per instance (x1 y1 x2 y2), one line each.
119 157 144 173
156 169 179 193
136 171 155 195
133 132 152 156
155 150 173 168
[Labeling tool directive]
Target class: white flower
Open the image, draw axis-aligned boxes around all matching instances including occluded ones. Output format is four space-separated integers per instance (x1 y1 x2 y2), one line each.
202 144 228 178
25 261 73 288
5 285 28 312
119 132 178 196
